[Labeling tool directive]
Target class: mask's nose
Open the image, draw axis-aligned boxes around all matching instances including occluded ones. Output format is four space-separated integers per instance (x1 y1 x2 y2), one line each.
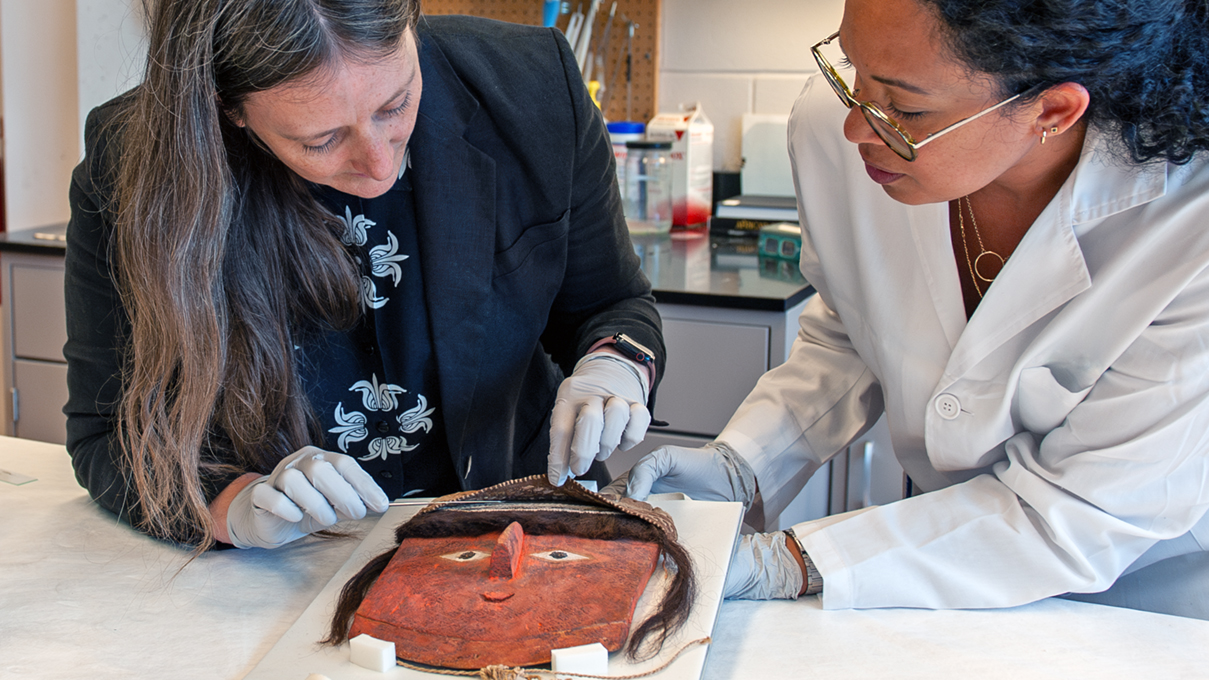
489 521 524 581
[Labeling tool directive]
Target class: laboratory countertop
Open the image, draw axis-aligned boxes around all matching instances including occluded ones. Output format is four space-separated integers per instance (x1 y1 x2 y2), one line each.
3 436 1207 680
0 225 813 312
0 223 68 255
632 231 812 312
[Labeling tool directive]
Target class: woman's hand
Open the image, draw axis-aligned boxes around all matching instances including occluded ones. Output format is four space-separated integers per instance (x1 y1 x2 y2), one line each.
603 442 758 511
724 532 809 600
548 352 652 486
221 446 390 549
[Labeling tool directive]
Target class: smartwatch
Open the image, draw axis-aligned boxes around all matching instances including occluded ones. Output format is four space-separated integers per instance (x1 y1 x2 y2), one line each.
611 333 656 365
606 333 666 427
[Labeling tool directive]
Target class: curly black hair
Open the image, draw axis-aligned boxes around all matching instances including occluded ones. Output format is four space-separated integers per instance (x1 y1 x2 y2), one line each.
922 0 1209 164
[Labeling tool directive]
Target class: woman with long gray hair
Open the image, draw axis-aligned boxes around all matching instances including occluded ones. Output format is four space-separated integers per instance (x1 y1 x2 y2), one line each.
65 0 663 551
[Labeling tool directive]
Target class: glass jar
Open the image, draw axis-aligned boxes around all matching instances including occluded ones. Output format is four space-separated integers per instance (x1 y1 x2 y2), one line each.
607 121 646 189
622 140 673 235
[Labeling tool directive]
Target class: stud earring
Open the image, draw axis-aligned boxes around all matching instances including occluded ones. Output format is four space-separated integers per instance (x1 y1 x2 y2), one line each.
1040 128 1048 145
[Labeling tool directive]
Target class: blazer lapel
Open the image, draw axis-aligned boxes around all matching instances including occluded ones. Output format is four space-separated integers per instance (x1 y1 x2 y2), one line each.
410 34 497 478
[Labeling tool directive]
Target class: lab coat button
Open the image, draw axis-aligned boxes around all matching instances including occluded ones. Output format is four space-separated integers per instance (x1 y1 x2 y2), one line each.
934 394 961 420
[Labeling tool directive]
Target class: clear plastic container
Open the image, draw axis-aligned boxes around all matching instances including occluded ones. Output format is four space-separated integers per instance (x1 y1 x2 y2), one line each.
622 140 673 235
607 121 646 188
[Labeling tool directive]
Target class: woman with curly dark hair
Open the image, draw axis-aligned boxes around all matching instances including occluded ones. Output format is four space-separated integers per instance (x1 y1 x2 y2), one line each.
614 0 1209 618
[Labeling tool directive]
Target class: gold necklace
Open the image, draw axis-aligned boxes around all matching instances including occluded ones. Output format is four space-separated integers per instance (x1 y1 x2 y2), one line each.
957 195 1005 298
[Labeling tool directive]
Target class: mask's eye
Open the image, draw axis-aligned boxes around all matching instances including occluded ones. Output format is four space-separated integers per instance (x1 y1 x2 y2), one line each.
531 549 588 562
440 550 490 563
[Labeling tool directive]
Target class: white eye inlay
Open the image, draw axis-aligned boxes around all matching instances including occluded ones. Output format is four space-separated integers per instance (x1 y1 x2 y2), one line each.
531 550 588 563
440 550 490 563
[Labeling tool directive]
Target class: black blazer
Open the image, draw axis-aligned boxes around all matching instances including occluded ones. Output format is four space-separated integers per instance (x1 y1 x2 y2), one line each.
63 15 664 539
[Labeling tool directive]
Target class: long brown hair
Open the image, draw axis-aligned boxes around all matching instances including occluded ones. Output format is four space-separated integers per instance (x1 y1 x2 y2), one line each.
110 0 421 546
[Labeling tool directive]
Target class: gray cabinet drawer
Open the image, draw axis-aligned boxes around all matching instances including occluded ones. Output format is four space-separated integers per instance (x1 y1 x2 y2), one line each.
11 264 68 362
12 359 69 444
656 318 770 437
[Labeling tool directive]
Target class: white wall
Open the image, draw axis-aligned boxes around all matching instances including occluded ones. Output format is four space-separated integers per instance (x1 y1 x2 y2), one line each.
659 0 844 172
0 0 80 231
0 0 143 232
75 0 147 151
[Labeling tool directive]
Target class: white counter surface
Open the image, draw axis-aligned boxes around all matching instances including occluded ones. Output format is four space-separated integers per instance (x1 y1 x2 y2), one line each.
3 436 1209 679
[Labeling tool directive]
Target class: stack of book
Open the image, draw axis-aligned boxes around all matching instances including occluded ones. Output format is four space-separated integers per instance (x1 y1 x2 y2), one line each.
709 194 799 236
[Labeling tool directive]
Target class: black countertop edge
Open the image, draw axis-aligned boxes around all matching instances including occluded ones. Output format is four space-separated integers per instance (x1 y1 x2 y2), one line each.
653 285 815 312
0 225 69 255
0 225 817 312
0 240 67 256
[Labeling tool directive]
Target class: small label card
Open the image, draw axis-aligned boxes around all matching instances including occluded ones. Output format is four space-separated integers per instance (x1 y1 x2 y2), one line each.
0 467 36 486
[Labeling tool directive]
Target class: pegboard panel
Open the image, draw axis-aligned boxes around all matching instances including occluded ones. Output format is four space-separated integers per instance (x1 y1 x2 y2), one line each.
423 0 660 124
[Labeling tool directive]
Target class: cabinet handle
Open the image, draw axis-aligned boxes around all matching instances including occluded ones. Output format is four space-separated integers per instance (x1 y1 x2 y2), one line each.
11 387 18 424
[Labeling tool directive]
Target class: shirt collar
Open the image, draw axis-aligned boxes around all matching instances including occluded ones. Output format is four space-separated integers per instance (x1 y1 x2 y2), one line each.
1068 126 1168 233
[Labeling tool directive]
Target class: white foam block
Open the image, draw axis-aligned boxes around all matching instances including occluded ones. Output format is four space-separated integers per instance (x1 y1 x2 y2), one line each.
550 642 608 676
349 634 395 673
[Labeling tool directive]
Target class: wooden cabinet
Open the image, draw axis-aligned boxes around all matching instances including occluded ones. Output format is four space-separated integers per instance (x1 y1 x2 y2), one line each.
1 247 68 444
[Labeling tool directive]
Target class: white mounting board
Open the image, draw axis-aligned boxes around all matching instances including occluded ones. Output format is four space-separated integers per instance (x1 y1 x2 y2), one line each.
245 496 743 680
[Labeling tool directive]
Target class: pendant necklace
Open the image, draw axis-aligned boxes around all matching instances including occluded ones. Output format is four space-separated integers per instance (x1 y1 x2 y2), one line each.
957 195 1005 298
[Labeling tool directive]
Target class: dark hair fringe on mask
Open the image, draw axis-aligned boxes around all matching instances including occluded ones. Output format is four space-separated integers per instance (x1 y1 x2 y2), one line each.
323 477 698 662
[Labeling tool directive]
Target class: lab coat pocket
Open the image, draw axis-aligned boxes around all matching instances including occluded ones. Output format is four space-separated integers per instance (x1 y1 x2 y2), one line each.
493 210 570 279
1017 366 1092 435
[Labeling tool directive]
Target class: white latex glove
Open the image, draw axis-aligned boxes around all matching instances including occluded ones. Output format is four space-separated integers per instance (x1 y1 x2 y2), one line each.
723 532 804 600
548 352 651 486
226 446 390 549
605 441 757 510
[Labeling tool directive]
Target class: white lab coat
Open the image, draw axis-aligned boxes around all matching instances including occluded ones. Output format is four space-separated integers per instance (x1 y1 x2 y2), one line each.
716 76 1209 611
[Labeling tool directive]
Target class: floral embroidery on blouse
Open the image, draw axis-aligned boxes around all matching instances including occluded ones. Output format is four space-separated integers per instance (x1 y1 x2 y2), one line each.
324 199 434 464
338 205 409 309
328 374 436 461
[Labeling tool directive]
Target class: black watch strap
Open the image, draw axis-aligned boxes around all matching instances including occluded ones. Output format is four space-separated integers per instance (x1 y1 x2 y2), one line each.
611 333 656 365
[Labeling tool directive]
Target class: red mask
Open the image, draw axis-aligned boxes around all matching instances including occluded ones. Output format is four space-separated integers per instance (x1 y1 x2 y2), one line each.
348 520 660 668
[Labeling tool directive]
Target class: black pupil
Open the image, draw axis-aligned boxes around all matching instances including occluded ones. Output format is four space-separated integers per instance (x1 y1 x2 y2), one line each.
549 551 568 559
458 551 476 560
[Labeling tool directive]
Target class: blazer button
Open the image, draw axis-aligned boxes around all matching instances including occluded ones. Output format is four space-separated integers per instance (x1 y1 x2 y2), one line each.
934 394 961 420
376 420 390 433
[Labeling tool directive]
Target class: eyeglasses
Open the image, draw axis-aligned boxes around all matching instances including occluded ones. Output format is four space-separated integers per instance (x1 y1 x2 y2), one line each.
811 31 1027 162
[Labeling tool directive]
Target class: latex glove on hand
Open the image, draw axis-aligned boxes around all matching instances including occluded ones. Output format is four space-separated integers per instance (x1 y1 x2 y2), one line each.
604 441 757 511
226 446 390 549
724 532 804 600
548 352 652 486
